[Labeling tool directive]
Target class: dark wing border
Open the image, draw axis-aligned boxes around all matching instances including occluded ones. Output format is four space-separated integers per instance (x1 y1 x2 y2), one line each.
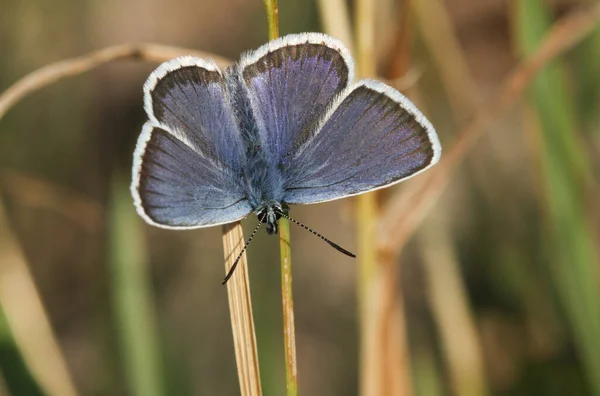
143 55 222 131
238 32 354 83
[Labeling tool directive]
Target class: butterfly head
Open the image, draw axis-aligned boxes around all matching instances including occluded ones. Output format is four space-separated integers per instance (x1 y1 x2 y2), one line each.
256 201 285 235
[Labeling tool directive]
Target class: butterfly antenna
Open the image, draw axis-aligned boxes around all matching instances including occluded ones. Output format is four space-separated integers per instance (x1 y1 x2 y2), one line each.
278 212 356 258
222 222 262 285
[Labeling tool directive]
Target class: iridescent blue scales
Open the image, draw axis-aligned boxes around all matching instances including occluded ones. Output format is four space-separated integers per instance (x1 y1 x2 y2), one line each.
131 33 441 232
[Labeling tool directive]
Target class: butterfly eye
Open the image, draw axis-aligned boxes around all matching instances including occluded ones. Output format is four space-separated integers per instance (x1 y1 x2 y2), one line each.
257 208 268 223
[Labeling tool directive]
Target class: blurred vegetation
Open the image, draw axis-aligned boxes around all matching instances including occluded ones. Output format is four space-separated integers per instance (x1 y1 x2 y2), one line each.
0 0 599 395
514 2 600 395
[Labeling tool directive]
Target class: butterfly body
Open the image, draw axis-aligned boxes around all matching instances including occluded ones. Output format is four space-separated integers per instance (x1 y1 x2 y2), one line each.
132 33 441 233
221 71 288 235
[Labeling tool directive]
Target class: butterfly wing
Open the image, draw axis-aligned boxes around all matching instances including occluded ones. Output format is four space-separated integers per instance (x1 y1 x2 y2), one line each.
282 79 441 204
238 33 353 165
132 57 252 228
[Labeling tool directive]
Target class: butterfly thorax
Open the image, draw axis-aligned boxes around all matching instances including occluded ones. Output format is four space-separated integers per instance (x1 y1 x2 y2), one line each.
241 151 285 207
225 66 286 210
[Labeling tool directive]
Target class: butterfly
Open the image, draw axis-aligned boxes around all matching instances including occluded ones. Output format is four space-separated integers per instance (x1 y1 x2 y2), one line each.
131 32 441 282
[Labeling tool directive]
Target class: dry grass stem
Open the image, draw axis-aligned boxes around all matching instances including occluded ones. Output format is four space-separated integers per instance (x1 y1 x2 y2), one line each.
0 200 79 396
384 0 412 80
420 223 488 396
379 253 412 396
355 0 377 78
0 44 232 120
386 294 412 395
389 67 424 92
278 218 298 396
379 19 417 395
354 0 414 395
355 0 385 394
411 0 479 121
222 223 262 396
378 3 600 253
316 0 355 52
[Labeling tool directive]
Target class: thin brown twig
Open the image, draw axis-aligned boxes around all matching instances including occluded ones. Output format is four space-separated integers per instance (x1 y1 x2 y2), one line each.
0 169 103 232
0 43 232 120
378 3 600 253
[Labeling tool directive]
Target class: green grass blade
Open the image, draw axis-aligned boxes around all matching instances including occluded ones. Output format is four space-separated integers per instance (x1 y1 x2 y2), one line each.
108 173 165 396
574 16 600 133
513 2 600 394
278 217 297 396
0 307 45 396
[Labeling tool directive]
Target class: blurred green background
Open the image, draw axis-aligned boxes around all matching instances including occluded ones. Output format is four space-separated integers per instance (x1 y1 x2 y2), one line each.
0 0 599 395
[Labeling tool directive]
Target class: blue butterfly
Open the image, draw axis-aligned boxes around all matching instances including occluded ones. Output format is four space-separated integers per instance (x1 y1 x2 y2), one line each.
131 33 441 281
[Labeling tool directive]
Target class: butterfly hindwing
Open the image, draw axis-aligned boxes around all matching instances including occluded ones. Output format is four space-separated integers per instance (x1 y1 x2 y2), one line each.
132 124 252 228
282 79 441 204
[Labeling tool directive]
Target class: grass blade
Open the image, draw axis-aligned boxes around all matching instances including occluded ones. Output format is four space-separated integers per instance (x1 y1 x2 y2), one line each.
0 199 78 396
222 223 263 396
355 0 413 395
512 1 600 394
419 223 488 396
0 302 44 396
263 0 279 40
108 173 165 396
377 3 600 254
278 218 297 396
354 0 381 393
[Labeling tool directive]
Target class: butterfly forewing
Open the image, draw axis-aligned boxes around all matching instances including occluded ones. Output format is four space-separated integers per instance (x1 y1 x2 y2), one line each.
239 33 353 164
145 57 245 168
132 58 252 229
282 79 441 204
